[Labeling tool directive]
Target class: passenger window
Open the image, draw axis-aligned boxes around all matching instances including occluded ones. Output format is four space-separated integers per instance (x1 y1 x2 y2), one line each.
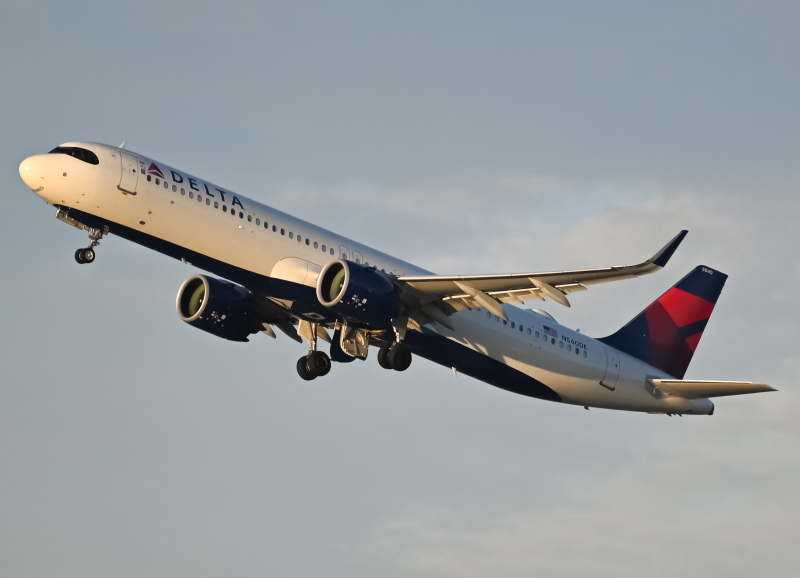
321 244 326 252
487 312 491 319
583 351 587 358
535 331 540 339
247 215 252 222
314 242 318 249
575 348 580 355
264 222 268 229
164 181 168 189
281 229 285 235
297 235 301 242
214 202 219 208
289 232 293 239
172 185 177 192
206 198 210 205
305 239 310 246
273 225 277 232
342 253 348 260
519 325 523 332
503 320 507 325
197 195 202 202
156 178 160 185
222 205 227 211
330 248 334 255
559 341 564 349
189 192 193 199
527 328 531 335
239 212 243 219
567 344 572 351
181 188 185 195
147 175 151 182
256 218 260 225
551 338 555 344
511 322 515 328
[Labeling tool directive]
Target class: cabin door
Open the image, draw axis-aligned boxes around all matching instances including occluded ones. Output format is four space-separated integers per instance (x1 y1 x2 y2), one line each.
118 151 139 194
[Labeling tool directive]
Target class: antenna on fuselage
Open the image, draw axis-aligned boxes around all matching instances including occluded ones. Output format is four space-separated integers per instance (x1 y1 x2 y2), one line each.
119 142 126 149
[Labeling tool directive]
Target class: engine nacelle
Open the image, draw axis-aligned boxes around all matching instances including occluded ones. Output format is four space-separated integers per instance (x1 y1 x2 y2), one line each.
176 275 261 342
316 260 403 328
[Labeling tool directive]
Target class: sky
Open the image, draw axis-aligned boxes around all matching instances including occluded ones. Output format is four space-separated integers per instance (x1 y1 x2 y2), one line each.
1 2 798 577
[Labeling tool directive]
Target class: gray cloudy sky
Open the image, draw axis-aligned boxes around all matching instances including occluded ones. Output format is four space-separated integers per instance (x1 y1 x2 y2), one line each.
1 2 798 577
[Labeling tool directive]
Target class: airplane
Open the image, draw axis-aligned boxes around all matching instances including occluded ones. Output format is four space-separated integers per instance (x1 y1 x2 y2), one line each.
18 142 775 416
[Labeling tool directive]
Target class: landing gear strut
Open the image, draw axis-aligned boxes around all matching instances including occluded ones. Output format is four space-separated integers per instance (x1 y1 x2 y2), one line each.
296 321 332 381
378 343 412 371
74 227 105 265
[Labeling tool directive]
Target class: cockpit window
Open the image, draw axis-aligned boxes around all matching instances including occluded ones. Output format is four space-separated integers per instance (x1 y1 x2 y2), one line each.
48 146 99 165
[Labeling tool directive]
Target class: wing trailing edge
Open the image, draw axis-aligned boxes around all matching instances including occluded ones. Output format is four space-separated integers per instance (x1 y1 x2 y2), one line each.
398 230 688 310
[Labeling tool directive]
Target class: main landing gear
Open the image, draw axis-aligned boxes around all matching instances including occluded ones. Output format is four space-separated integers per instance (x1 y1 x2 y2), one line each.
297 350 332 381
74 227 106 265
296 321 332 381
377 343 412 372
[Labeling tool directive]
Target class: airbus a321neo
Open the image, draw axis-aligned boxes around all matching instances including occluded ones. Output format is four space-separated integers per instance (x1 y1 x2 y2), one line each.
19 143 775 415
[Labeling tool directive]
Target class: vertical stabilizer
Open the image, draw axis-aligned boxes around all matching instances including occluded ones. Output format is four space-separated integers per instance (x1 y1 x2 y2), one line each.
599 266 727 378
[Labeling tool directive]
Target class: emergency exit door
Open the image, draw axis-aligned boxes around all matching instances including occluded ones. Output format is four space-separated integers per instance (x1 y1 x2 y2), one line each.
600 346 620 390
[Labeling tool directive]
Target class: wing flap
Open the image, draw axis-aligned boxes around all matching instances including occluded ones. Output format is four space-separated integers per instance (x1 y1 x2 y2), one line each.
649 379 776 399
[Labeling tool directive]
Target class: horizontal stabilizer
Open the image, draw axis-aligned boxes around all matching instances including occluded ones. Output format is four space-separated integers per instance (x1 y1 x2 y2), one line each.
648 378 776 399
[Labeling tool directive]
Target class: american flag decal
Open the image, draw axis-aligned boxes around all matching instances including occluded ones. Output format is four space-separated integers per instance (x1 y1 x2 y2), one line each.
543 325 558 338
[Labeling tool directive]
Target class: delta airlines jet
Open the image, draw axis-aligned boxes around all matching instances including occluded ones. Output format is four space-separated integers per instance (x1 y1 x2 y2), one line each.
19 143 775 415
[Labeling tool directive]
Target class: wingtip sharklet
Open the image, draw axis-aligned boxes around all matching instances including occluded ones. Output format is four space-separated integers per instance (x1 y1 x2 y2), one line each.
651 230 689 268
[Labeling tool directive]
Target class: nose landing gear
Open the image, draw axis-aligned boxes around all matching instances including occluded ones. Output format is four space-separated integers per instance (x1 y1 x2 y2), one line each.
74 248 95 264
74 227 106 265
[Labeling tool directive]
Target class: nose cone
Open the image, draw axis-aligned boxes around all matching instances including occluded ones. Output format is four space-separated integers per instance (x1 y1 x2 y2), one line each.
19 156 44 191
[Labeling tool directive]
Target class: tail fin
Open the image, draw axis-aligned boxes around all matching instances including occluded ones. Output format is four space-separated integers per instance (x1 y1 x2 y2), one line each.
598 266 728 379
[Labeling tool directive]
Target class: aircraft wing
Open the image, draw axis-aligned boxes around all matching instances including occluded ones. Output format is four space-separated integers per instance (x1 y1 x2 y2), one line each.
397 230 688 320
649 379 776 399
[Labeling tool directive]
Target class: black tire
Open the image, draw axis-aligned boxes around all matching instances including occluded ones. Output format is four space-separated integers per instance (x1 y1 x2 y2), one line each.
82 248 95 263
377 344 393 370
388 345 412 372
74 249 85 264
297 356 316 381
306 350 331 377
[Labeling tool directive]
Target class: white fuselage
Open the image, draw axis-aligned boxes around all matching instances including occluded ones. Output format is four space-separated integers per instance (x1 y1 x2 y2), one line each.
20 142 714 415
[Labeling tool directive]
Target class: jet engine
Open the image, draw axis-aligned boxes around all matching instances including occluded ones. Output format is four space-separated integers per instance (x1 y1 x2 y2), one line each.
316 260 403 328
176 275 262 341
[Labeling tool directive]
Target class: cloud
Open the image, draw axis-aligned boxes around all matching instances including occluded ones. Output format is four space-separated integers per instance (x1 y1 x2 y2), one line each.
377 403 800 578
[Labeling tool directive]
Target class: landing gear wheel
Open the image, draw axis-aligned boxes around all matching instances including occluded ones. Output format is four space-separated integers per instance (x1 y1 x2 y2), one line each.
74 249 85 264
306 351 331 377
377 344 393 370
297 356 316 381
388 345 412 372
82 248 95 263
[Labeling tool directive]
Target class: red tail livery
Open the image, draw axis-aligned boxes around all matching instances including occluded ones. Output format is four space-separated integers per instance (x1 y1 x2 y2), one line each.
599 266 727 378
